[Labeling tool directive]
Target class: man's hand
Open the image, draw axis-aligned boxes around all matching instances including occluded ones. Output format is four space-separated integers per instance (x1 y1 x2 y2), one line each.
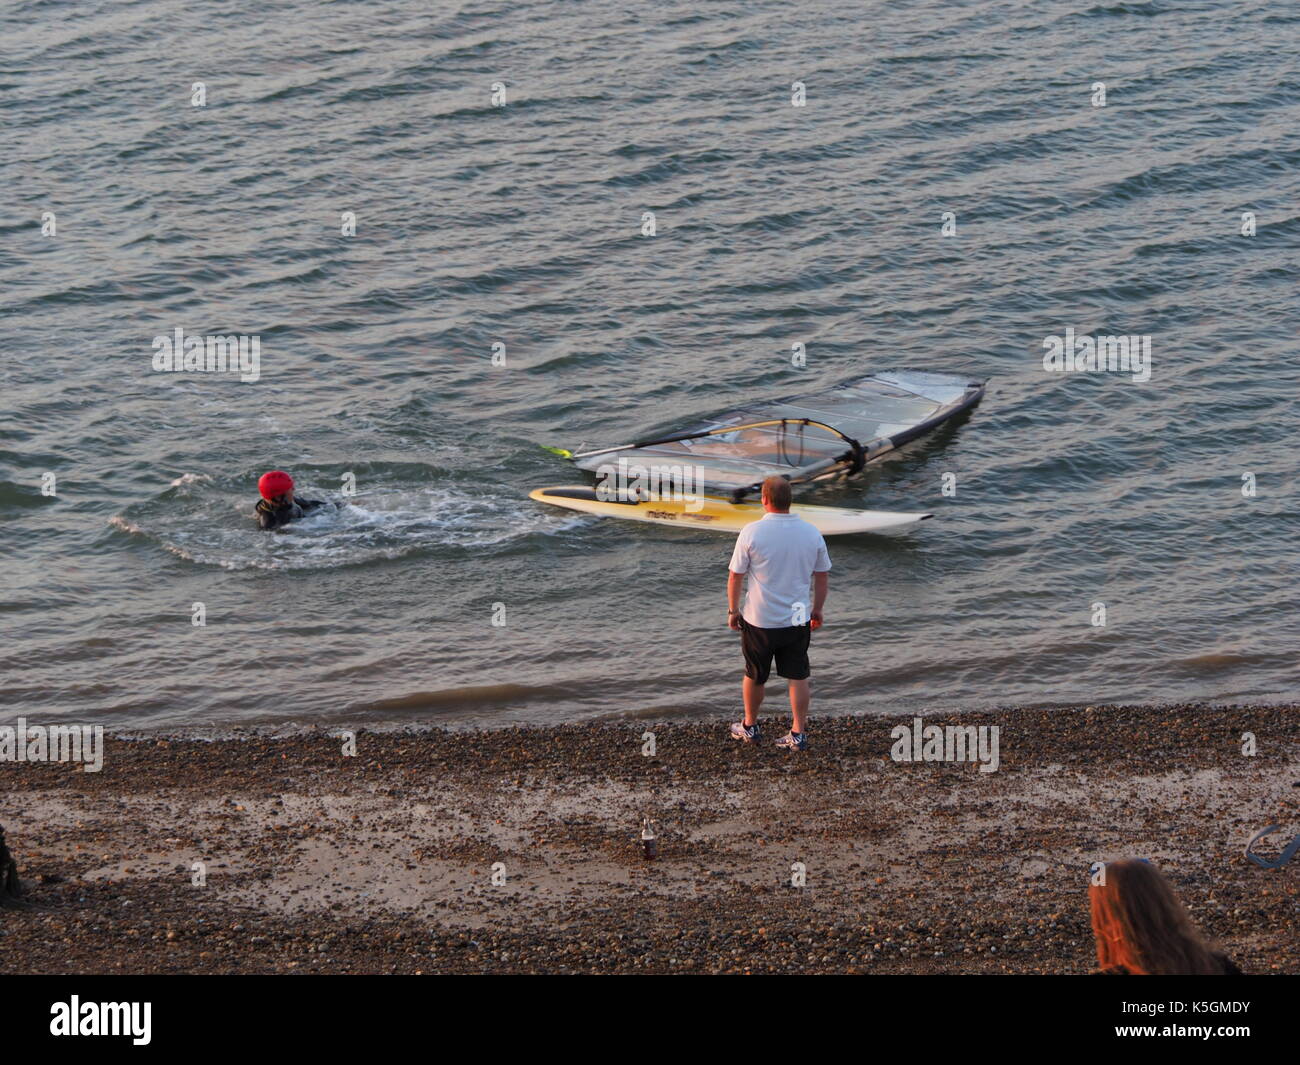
810 611 824 630
728 610 743 631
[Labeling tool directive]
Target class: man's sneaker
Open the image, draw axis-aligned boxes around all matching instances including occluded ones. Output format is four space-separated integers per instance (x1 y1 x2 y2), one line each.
730 721 761 743
775 731 807 751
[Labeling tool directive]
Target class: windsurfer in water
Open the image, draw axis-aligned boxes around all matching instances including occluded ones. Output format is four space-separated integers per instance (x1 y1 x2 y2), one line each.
254 470 328 530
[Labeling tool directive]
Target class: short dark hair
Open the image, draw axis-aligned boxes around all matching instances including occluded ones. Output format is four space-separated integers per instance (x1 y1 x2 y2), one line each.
761 475 792 511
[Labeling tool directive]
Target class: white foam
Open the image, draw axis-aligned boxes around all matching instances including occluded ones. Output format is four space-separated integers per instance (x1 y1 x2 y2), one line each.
123 484 572 571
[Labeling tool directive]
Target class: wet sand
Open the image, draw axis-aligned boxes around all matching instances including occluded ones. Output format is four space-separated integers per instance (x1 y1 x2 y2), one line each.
1 703 1296 974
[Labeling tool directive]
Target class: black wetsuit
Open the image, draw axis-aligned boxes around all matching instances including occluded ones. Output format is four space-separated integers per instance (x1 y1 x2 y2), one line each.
255 496 327 530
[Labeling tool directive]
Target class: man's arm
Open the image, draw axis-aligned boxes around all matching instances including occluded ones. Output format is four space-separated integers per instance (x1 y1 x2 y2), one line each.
811 571 828 623
811 534 831 624
727 530 750 630
728 571 745 629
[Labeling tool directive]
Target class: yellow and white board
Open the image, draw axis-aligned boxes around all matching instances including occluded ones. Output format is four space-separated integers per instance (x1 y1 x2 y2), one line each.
530 486 931 536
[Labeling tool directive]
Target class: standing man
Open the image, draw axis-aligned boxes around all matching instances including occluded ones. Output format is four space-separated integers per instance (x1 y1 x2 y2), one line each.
727 475 831 751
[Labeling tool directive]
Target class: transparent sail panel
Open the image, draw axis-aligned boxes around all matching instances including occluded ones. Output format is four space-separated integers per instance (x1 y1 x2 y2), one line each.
572 371 983 495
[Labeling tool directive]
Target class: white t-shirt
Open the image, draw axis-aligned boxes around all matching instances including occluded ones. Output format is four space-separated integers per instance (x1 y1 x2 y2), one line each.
728 513 831 629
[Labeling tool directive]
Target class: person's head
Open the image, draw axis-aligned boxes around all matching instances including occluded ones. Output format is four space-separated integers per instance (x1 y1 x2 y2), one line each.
258 470 295 505
1089 859 1221 974
760 475 792 513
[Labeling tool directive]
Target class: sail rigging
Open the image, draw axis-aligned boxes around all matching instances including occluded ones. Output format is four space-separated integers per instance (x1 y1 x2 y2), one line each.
565 370 985 501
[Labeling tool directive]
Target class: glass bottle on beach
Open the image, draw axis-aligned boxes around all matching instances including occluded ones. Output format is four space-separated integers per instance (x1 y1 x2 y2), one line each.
641 818 658 860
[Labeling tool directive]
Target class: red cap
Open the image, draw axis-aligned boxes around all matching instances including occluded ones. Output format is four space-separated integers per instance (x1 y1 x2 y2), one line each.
258 470 294 500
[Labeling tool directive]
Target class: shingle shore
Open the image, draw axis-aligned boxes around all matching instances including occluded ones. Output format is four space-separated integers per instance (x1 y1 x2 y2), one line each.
1 704 1295 974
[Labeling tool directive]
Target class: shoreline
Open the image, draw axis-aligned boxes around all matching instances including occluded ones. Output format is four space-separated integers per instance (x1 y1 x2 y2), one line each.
2 703 1296 974
15 695 1300 742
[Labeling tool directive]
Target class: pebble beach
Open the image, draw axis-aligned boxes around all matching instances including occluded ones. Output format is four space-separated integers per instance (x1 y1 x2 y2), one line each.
2 703 1295 975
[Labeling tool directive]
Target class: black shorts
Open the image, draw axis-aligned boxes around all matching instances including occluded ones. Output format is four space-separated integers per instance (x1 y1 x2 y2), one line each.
740 619 812 684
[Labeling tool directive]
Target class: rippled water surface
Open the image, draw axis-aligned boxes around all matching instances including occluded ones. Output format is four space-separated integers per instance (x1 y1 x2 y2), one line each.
2 0 1297 728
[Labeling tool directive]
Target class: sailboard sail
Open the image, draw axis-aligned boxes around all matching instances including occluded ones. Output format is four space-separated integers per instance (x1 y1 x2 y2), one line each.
564 370 985 501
